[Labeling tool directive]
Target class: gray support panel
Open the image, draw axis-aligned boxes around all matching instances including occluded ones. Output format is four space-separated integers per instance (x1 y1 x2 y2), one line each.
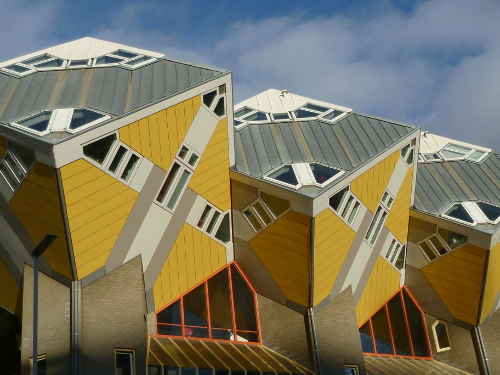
239 127 263 177
175 63 190 92
353 227 391 304
258 126 282 171
346 115 378 157
405 265 454 322
105 165 167 273
145 288 155 314
335 119 364 166
327 213 374 303
269 123 292 164
321 123 354 170
187 66 202 87
233 238 287 306
249 125 272 174
143 187 198 290
136 64 154 110
352 115 386 151
151 62 166 103
164 61 179 96
299 122 328 164
81 266 106 288
368 118 399 141
57 69 86 109
278 123 305 162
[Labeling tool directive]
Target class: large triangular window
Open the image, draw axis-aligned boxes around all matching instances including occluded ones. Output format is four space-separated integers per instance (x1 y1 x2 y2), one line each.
156 263 260 343
359 287 431 358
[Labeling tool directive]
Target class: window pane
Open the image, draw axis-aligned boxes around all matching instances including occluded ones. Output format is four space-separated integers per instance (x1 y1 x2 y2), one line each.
69 60 88 66
214 213 231 243
197 205 212 228
234 107 253 118
429 235 447 255
116 351 133 375
8 142 35 170
183 284 209 338
108 146 128 173
206 211 221 234
0 163 19 189
403 290 430 357
419 241 437 260
208 268 233 334
437 228 467 250
371 308 393 354
188 153 199 167
370 211 387 245
406 149 414 165
347 202 360 224
253 202 272 225
113 50 139 59
37 356 47 375
322 109 343 120
166 170 191 209
34 58 65 68
359 322 374 353
441 149 465 159
83 134 117 164
178 146 189 159
268 165 298 186
447 144 472 153
127 56 154 66
434 322 450 350
157 300 181 325
401 144 410 158
261 191 290 217
469 151 486 160
5 64 30 73
272 113 290 120
329 186 349 211
17 111 52 132
387 293 411 356
231 265 258 340
4 154 23 180
303 103 328 113
444 204 474 224
121 154 140 181
157 163 181 203
243 209 262 231
95 55 123 65
341 196 355 219
477 202 500 222
394 246 406 270
203 90 217 107
243 111 267 121
309 163 341 184
22 54 52 65
69 108 105 130
294 109 317 118
214 97 225 117
366 207 383 241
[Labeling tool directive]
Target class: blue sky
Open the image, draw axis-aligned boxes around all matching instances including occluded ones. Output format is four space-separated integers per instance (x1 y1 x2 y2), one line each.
1 0 499 149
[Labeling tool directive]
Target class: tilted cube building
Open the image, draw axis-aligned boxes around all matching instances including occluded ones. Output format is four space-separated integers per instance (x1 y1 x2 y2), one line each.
0 38 498 375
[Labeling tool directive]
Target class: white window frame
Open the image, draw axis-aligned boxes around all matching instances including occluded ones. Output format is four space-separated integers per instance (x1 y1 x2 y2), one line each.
329 185 361 226
291 102 331 121
0 143 35 191
11 108 110 136
202 86 227 119
242 198 277 232
418 234 449 261
400 139 416 166
344 364 359 375
264 162 344 189
431 320 451 353
385 239 406 271
93 49 156 69
442 201 500 226
115 349 135 375
365 205 389 246
155 145 199 212
438 143 488 163
380 190 394 210
196 204 232 244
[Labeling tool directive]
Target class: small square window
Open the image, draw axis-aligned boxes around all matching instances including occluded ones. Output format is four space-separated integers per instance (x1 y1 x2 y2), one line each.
432 321 451 352
344 365 359 375
115 350 135 375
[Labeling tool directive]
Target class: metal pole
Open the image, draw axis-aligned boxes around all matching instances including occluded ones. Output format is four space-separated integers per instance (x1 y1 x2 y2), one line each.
33 255 39 375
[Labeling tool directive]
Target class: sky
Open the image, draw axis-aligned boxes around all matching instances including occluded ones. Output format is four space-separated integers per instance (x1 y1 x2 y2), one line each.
0 0 498 150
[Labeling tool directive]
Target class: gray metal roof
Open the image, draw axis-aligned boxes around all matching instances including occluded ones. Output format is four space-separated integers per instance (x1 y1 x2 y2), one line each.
0 58 225 143
414 153 500 233
233 112 416 197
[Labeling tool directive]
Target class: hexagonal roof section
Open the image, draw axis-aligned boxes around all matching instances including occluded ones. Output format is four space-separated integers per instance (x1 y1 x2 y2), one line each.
0 37 228 144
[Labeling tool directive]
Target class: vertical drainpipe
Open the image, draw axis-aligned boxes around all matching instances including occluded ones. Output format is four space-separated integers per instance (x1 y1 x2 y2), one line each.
56 169 81 375
308 216 323 375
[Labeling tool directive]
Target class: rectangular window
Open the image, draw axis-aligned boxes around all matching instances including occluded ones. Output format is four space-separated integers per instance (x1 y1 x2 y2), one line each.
115 350 135 375
418 230 464 262
242 194 288 232
329 185 361 226
385 239 406 271
0 143 35 191
365 206 388 245
196 203 232 244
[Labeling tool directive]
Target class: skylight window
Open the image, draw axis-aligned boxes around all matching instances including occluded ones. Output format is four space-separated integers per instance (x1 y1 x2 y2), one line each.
265 162 344 189
271 113 290 120
421 143 488 163
93 50 156 69
21 54 53 65
11 108 109 136
34 58 65 68
291 103 344 122
293 109 318 119
242 111 267 122
442 202 500 226
4 64 30 73
95 55 123 65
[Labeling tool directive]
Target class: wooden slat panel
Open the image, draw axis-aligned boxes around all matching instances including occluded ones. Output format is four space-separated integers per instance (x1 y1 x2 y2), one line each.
249 211 310 307
153 224 226 311
422 244 487 325
60 159 139 279
188 118 231 211
9 163 72 279
313 208 356 305
356 256 402 325
481 242 500 323
385 166 413 244
350 150 399 213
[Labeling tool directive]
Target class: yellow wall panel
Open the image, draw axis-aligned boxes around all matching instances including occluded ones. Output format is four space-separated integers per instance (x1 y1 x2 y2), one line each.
422 244 487 325
119 96 202 172
481 243 500 323
9 163 72 279
356 256 402 325
313 208 357 306
385 166 414 244
188 118 231 212
0 261 20 315
350 150 399 213
153 223 226 311
249 211 310 307
60 159 139 279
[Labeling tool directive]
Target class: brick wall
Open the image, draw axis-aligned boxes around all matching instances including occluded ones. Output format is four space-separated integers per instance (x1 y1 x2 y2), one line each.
480 309 500 375
20 265 71 375
315 287 367 375
257 294 312 369
82 256 147 375
424 314 480 374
